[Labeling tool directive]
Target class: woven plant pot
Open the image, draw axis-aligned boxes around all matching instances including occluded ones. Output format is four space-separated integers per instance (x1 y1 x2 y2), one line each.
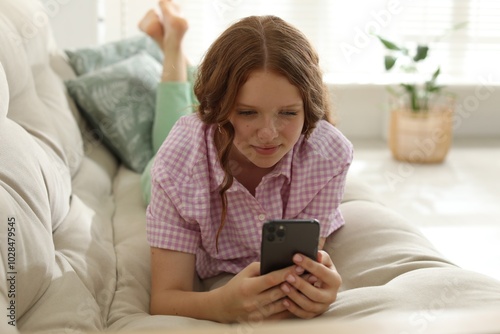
389 107 453 163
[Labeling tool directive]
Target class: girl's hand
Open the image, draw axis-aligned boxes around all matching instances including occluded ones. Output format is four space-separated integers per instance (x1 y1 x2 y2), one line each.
214 262 293 323
279 251 341 319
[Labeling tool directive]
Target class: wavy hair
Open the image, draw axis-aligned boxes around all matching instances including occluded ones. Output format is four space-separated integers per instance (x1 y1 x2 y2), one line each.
193 15 332 251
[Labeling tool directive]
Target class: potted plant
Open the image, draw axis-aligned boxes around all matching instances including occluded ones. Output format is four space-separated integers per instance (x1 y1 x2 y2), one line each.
377 26 464 163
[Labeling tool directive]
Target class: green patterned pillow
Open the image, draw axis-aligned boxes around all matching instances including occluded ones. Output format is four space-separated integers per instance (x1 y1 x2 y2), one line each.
65 52 161 172
65 35 163 76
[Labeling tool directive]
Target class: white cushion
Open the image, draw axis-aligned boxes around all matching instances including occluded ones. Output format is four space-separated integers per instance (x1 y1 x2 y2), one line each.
0 118 66 323
324 200 500 317
0 58 117 334
0 63 8 119
0 2 117 331
0 0 83 177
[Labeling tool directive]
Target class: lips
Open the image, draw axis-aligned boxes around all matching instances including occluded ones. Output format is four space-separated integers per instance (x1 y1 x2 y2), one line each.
253 145 280 155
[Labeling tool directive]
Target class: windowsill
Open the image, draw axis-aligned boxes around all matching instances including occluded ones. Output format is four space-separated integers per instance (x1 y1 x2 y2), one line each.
323 73 499 87
323 73 500 139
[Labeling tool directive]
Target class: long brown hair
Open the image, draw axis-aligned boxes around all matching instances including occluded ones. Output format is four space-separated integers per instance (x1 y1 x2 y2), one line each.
193 15 332 251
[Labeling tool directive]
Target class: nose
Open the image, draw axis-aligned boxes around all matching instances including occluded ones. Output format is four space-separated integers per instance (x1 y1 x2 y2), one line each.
257 118 279 142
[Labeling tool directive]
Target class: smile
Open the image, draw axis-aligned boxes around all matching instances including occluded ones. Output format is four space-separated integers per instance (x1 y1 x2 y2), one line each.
252 145 280 155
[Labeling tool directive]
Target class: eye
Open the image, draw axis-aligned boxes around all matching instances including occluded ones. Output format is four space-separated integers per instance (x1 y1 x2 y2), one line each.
237 110 257 116
279 110 299 117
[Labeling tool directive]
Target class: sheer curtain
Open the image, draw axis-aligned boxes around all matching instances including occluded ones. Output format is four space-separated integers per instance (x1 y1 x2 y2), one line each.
107 0 500 84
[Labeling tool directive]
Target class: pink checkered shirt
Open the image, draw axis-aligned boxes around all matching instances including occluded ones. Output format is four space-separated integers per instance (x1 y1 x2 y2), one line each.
146 114 353 279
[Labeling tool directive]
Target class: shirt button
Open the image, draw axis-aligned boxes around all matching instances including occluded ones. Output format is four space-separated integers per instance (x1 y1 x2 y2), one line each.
258 214 266 221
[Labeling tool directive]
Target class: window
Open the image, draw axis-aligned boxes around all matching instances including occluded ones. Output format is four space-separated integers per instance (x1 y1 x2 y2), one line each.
107 0 500 84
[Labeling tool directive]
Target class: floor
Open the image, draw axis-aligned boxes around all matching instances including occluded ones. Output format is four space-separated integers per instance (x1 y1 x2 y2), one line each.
348 137 500 281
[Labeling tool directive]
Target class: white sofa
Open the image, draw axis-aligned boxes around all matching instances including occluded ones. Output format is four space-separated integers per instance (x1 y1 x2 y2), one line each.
1 1 500 333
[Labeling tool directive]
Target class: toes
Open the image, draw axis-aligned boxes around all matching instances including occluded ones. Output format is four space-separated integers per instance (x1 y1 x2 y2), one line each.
138 9 158 31
138 9 164 46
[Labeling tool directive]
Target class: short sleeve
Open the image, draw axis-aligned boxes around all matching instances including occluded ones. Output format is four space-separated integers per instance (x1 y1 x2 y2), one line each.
297 161 350 237
283 119 353 239
146 175 201 254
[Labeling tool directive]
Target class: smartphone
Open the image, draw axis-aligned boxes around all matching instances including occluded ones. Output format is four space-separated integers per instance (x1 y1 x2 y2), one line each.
260 219 320 275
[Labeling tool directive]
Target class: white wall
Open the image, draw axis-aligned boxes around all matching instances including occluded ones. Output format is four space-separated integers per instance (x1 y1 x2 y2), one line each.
46 0 101 49
332 83 500 140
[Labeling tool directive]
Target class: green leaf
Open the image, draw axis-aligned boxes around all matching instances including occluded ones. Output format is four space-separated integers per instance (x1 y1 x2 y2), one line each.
427 85 444 93
400 84 420 111
400 83 416 94
431 67 441 81
377 36 402 51
384 55 397 70
413 45 429 62
386 85 403 98
426 73 445 91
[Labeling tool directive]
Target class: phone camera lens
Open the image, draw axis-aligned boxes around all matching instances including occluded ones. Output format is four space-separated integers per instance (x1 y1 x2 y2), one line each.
267 234 275 242
276 225 285 238
267 225 276 233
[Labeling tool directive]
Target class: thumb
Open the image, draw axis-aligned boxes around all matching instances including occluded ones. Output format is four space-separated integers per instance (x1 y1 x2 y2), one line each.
316 251 323 263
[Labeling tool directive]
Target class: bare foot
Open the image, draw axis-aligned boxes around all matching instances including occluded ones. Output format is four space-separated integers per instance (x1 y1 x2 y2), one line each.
138 9 164 46
138 0 188 50
159 0 189 41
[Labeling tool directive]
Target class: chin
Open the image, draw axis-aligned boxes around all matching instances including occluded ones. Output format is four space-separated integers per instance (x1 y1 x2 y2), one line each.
252 158 281 169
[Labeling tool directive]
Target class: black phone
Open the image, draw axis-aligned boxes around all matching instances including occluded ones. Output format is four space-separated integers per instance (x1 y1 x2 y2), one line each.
260 219 320 275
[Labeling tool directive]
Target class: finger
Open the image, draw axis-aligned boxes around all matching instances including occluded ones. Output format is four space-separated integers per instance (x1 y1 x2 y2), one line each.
281 281 318 309
307 275 323 288
317 250 335 268
265 310 295 321
249 297 289 321
295 265 305 276
281 275 334 319
241 289 289 323
293 253 340 288
298 272 321 289
243 262 262 277
258 285 286 307
255 264 292 292
282 297 318 319
283 274 328 305
316 250 323 263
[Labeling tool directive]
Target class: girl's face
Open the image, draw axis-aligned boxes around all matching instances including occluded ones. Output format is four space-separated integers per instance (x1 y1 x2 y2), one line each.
229 70 305 170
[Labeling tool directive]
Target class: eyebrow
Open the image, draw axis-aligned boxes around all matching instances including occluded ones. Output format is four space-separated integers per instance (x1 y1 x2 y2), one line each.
235 102 303 109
